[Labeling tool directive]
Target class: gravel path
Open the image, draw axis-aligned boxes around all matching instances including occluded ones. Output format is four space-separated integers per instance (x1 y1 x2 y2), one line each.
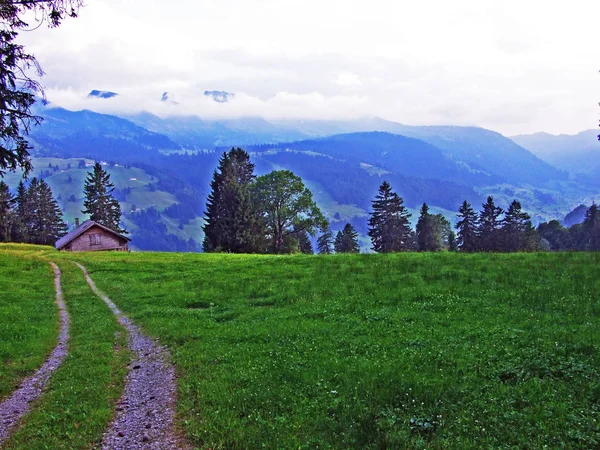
75 262 185 450
0 262 70 446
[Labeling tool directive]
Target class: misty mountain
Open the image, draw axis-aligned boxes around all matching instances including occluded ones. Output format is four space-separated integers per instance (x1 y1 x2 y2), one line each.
125 113 565 187
17 105 599 251
126 112 312 149
511 129 600 175
30 106 181 163
88 90 118 99
204 90 234 103
563 204 589 227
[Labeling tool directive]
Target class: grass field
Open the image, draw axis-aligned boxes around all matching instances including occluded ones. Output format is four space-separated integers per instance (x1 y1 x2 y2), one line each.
4 261 128 449
58 251 599 449
0 250 58 402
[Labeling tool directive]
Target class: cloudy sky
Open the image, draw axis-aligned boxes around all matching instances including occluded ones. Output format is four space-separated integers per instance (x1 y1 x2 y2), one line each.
18 0 600 135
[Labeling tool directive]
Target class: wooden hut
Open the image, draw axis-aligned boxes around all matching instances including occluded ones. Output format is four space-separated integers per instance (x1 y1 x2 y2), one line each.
55 220 130 252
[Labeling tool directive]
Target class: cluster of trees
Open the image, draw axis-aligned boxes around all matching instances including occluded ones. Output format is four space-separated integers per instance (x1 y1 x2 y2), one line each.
316 223 360 254
0 162 127 246
0 178 66 245
453 196 541 252
203 148 326 254
352 181 544 253
537 205 600 251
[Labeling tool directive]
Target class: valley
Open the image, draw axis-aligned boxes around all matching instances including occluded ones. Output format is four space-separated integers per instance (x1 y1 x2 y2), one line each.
3 105 598 251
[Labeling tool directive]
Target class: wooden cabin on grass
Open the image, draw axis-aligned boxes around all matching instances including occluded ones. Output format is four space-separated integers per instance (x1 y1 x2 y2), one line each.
55 220 130 252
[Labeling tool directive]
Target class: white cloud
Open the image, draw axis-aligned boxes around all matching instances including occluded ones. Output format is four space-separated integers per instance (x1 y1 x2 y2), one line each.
16 0 600 135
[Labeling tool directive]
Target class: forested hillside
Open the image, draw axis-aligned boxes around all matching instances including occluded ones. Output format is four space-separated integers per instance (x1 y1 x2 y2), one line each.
3 105 599 251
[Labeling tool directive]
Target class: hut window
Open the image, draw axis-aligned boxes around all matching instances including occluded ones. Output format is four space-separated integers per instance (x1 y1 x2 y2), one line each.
89 233 102 246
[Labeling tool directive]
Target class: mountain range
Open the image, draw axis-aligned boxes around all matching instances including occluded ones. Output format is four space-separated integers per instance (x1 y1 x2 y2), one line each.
511 129 600 176
4 103 598 251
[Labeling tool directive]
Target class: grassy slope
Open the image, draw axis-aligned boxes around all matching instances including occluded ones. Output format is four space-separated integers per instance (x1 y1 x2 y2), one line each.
3 256 128 449
0 249 57 401
66 251 600 449
2 157 177 226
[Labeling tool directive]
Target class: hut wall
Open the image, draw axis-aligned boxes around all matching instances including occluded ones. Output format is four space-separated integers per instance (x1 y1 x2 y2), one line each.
66 226 128 252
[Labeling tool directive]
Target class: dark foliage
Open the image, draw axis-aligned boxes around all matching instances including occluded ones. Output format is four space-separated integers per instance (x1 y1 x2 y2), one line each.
368 181 412 253
82 162 126 233
0 1 81 176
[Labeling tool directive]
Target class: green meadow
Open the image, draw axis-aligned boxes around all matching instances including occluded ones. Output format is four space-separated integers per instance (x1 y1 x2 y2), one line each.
2 247 599 448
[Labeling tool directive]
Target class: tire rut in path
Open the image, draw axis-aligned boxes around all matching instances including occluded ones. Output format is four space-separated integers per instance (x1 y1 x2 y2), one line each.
0 262 70 446
75 262 185 450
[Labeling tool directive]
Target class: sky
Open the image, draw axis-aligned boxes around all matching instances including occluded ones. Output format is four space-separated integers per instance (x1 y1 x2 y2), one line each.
17 0 600 136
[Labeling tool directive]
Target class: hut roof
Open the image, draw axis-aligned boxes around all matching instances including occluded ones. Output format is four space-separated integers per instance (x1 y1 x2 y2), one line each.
55 220 131 250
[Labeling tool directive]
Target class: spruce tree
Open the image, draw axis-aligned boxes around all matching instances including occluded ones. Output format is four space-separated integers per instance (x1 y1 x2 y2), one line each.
368 181 412 253
30 179 67 245
336 223 360 253
456 200 478 252
0 181 14 242
11 180 30 242
582 203 600 250
296 229 314 254
447 230 458 252
317 227 334 254
500 200 531 252
334 230 343 253
478 196 503 252
202 148 262 253
416 203 443 251
82 162 126 233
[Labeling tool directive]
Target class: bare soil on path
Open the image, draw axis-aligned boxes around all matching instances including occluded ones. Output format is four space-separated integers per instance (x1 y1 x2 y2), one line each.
75 262 186 450
0 262 70 447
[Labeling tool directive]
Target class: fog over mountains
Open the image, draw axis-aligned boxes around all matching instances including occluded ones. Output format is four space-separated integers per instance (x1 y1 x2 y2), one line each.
6 101 598 251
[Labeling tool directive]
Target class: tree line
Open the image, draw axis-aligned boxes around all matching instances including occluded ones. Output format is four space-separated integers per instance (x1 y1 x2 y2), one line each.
204 149 600 254
0 162 126 245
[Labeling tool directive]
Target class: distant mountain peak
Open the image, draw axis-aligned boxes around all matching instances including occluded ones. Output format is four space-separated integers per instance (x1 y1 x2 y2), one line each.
160 92 179 105
204 90 234 103
88 90 118 99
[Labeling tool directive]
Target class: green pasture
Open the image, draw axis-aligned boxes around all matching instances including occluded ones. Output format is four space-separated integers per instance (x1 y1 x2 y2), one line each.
60 251 599 449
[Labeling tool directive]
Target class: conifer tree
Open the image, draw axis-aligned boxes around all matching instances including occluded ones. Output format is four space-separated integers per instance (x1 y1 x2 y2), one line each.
336 223 360 253
581 203 600 250
296 229 314 254
500 200 531 252
82 162 126 233
447 230 458 252
334 230 343 253
0 181 14 241
456 200 478 252
368 181 412 253
317 227 334 254
202 148 262 253
11 180 30 242
416 203 442 251
478 196 503 252
30 179 67 245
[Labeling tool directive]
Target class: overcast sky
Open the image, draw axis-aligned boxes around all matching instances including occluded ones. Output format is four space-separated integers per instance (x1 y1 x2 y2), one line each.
18 0 600 135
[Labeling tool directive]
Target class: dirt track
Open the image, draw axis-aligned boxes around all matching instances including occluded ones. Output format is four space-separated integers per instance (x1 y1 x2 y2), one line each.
75 262 185 450
0 262 70 447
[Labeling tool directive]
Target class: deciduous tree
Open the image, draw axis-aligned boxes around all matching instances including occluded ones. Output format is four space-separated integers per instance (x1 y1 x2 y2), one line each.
253 170 327 254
